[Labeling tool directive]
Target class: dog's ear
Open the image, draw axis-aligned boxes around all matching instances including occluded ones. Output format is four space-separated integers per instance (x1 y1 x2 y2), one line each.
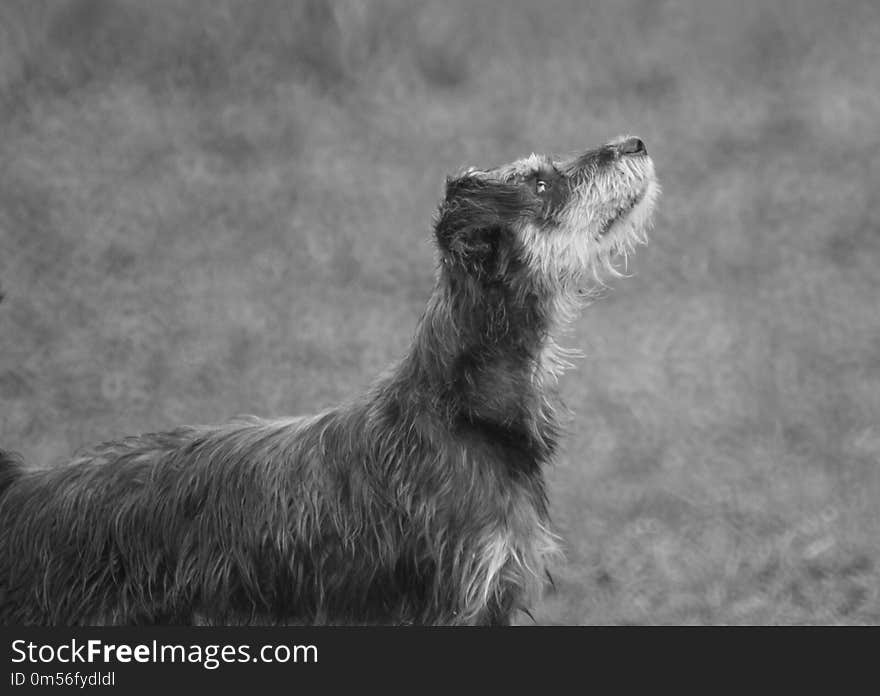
435 175 529 272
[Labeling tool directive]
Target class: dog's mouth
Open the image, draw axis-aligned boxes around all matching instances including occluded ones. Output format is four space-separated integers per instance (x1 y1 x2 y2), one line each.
598 187 647 237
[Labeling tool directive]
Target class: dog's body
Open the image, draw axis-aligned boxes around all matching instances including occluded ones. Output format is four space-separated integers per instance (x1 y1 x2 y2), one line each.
0 137 658 625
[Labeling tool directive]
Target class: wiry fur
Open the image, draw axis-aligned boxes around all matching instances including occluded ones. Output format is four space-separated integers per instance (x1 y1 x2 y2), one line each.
0 136 658 625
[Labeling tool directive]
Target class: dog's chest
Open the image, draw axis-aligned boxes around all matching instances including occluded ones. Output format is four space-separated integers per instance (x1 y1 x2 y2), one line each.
445 466 562 623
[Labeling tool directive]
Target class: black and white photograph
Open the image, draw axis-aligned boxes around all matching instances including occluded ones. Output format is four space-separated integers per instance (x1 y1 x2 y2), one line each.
0 0 879 640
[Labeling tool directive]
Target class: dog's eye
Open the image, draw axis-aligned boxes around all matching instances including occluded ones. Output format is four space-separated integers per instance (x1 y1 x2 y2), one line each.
536 180 548 194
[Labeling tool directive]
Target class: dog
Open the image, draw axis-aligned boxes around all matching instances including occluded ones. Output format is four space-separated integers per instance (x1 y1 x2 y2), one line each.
0 136 658 625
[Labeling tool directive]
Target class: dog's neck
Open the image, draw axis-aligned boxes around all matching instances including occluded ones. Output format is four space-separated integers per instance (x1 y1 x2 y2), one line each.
387 265 574 465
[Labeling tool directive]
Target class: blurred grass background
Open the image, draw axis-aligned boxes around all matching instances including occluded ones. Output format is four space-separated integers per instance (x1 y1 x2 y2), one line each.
1 0 879 624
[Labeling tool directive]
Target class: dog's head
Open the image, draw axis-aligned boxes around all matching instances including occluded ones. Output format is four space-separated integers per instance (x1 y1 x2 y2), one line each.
435 136 659 287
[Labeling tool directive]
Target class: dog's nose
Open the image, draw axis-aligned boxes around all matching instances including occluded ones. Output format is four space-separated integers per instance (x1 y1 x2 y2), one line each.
618 137 647 156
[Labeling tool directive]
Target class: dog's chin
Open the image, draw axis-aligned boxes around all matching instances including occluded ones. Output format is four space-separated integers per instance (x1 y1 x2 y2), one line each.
597 179 658 247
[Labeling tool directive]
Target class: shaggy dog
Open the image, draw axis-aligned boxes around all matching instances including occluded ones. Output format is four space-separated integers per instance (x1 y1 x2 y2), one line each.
0 136 658 625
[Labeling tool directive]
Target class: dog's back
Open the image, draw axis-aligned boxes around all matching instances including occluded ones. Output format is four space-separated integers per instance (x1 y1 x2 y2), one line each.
0 450 22 501
0 417 320 625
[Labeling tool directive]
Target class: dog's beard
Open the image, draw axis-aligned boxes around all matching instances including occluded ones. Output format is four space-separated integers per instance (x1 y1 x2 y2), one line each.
519 157 659 289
